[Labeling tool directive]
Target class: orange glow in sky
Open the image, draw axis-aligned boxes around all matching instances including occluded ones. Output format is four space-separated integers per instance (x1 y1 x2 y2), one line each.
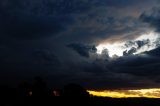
88 88 160 98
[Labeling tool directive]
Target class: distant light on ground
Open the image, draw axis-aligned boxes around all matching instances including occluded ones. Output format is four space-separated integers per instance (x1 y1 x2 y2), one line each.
29 91 32 96
88 88 160 98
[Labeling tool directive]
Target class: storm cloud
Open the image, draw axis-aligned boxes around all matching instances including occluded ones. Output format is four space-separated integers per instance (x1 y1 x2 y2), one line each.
140 7 160 32
67 43 97 58
0 0 73 39
0 0 160 90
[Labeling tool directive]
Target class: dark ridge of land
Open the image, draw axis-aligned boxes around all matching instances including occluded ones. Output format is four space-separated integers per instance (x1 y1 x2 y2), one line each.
0 77 160 106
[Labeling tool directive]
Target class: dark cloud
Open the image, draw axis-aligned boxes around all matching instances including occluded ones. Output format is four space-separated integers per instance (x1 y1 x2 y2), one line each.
32 50 60 66
136 40 149 48
66 16 144 44
67 43 97 58
140 7 160 32
109 50 160 79
145 47 160 56
122 39 150 56
0 0 73 39
1 16 65 39
0 0 159 90
123 47 137 56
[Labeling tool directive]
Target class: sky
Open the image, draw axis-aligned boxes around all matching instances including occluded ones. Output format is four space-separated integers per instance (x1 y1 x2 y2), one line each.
1 0 160 91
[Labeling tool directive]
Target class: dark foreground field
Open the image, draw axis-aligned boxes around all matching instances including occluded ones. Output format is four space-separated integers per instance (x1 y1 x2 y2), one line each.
1 77 160 106
1 96 160 106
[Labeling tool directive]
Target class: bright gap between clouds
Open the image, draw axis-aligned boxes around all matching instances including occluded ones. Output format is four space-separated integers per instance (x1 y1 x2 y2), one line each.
96 31 160 57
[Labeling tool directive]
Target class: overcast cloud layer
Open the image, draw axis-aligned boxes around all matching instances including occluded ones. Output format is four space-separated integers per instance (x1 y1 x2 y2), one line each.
0 0 160 90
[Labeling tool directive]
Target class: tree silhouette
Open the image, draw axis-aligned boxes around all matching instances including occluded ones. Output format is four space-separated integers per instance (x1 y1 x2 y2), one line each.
17 81 32 98
63 83 89 98
32 76 48 98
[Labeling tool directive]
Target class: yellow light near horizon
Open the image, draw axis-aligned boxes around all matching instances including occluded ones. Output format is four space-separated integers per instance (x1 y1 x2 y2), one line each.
88 88 160 98
88 90 141 98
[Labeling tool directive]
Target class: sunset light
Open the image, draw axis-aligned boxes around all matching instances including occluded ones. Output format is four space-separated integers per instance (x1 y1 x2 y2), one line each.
88 88 160 98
